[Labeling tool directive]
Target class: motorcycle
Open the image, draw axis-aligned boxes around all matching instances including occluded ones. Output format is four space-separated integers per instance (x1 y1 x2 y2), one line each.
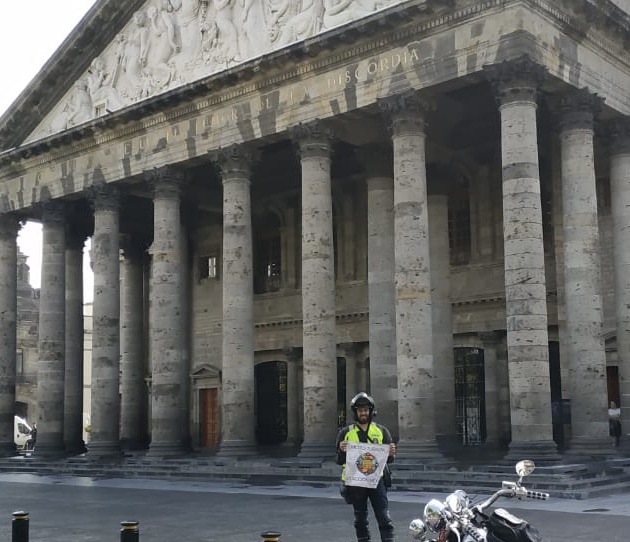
409 459 549 542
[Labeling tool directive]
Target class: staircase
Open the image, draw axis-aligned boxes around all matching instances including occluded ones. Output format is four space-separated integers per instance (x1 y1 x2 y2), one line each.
1 453 629 500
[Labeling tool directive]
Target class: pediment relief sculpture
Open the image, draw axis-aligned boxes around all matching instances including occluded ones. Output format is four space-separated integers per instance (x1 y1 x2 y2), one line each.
29 0 402 143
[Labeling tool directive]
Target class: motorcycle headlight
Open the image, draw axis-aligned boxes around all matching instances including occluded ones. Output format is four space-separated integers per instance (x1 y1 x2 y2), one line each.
409 518 428 540
445 489 469 514
423 499 445 531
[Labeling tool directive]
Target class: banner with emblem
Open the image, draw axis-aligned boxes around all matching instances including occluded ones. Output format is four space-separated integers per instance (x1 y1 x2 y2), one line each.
344 441 390 488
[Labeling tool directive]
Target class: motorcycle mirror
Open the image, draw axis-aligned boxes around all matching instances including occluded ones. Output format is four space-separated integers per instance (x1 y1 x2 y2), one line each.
515 459 535 478
409 518 428 540
423 499 445 531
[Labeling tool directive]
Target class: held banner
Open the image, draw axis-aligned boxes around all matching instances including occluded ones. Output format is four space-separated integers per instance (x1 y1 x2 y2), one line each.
345 441 389 488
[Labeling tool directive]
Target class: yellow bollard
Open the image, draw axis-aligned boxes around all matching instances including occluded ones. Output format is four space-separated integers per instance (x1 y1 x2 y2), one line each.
261 531 281 542
120 520 139 542
12 511 29 542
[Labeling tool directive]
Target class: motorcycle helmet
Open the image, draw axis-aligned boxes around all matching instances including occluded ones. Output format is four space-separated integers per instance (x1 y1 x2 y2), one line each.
350 392 376 422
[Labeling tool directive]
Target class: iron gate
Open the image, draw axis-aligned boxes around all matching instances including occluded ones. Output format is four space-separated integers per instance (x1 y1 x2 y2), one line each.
454 347 486 445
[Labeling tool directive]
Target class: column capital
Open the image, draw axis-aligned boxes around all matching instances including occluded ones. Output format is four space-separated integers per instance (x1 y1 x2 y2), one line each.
484 55 547 105
355 145 393 178
146 166 185 199
211 143 258 182
378 90 431 137
87 183 120 213
289 119 333 160
606 117 630 155
0 213 20 241
549 88 604 132
41 199 66 224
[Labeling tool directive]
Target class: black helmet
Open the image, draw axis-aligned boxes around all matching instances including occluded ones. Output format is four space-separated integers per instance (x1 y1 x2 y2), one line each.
350 392 376 422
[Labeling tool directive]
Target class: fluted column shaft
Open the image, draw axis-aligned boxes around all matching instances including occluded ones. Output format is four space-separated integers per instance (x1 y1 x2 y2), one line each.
360 146 398 437
485 57 558 460
89 185 121 456
216 146 256 456
380 92 440 458
120 237 147 448
37 202 66 454
292 121 337 458
428 190 456 442
148 168 185 455
64 231 85 453
558 90 609 455
609 120 630 425
0 215 19 455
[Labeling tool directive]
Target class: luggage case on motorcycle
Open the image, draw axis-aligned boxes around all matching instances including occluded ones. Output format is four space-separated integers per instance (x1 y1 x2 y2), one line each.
487 508 543 542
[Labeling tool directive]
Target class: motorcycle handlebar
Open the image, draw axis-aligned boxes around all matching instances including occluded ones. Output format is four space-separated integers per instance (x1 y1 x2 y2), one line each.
526 490 549 500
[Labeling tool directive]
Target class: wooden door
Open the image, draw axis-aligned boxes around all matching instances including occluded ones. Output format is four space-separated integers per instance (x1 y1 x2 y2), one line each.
200 388 219 448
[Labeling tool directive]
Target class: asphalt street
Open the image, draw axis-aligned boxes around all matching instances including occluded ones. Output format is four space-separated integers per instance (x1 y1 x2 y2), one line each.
0 473 628 541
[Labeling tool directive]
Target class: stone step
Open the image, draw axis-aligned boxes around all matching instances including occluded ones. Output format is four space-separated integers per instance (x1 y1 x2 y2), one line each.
1 456 628 500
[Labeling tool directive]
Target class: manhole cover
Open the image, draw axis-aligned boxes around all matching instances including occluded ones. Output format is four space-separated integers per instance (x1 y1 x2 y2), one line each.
582 508 610 513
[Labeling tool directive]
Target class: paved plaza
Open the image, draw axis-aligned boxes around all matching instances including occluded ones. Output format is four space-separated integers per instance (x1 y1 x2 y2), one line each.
0 473 628 541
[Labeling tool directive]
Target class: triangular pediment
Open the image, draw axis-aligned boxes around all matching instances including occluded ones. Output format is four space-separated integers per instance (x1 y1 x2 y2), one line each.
191 364 221 380
1 0 407 148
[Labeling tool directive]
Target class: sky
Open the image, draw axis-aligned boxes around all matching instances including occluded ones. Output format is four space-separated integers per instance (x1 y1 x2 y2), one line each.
1 0 98 301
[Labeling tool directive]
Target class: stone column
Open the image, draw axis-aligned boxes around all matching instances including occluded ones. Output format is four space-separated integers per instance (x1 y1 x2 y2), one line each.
120 236 147 449
88 185 121 456
479 332 501 445
148 167 185 455
283 347 302 447
379 91 441 459
291 120 337 459
428 179 456 444
0 215 19 456
485 57 558 460
557 89 609 456
36 201 66 455
609 119 630 426
358 145 398 437
215 145 256 457
64 229 85 453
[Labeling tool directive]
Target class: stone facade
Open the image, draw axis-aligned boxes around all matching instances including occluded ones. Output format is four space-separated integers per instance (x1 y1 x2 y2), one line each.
1 0 629 460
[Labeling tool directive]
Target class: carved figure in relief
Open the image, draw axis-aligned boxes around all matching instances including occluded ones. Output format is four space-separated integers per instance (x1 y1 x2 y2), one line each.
265 0 299 45
86 56 123 110
276 0 325 46
212 0 242 63
119 10 150 99
236 0 271 57
323 0 376 29
50 80 93 132
171 0 204 66
158 0 182 53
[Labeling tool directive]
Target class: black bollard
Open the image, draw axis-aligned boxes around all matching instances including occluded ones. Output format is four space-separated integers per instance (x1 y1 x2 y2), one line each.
120 520 139 542
12 511 29 542
261 531 281 542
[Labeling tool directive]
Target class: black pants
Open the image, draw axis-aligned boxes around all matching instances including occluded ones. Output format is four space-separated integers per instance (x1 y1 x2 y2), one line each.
348 479 395 542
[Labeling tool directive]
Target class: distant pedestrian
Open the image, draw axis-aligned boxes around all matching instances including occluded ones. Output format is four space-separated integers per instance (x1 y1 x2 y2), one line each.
608 401 621 448
27 423 37 450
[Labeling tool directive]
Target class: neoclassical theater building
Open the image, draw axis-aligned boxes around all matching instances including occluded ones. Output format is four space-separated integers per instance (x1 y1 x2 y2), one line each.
1 0 629 461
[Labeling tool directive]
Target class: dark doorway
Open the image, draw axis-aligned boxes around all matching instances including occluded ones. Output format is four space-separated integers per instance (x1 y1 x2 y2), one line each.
607 365 620 406
454 347 486 445
255 361 288 444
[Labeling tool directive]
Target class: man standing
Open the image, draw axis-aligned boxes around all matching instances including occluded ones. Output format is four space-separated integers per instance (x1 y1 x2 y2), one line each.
336 392 397 542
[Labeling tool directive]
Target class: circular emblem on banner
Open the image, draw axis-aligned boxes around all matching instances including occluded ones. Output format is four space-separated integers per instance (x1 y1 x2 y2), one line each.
356 452 378 475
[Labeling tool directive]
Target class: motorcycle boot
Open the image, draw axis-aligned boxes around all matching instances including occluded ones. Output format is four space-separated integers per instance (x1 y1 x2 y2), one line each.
353 508 371 542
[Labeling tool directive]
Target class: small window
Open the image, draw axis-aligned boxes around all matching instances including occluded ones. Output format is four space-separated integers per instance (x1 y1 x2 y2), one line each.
199 255 218 280
16 350 23 374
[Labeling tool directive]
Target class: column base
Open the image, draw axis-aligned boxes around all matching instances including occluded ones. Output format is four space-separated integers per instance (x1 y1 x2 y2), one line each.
565 436 618 460
298 440 335 461
0 443 19 457
504 440 561 465
87 441 122 459
395 438 445 462
146 440 185 458
216 440 257 459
